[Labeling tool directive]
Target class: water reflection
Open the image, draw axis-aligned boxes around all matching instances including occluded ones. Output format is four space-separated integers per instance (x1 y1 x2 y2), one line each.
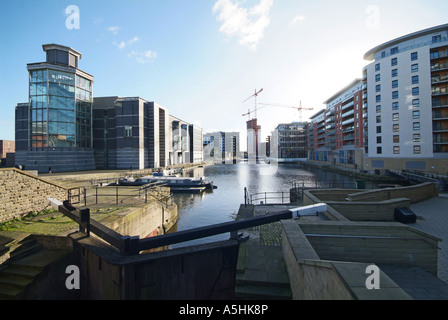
170 163 360 248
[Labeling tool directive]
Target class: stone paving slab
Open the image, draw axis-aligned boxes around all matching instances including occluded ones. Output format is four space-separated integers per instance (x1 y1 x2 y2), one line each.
410 195 448 284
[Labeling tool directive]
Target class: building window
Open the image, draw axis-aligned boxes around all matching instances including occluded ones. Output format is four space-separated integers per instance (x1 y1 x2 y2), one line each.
413 110 420 119
376 105 382 113
432 35 442 43
381 51 386 58
411 64 419 73
412 75 419 84
375 63 380 71
376 115 381 123
393 146 400 154
376 126 382 134
391 58 398 66
377 147 382 154
413 122 420 131
376 95 381 103
377 136 382 144
412 99 420 107
393 113 399 121
412 87 420 96
393 124 399 132
413 134 421 142
413 145 421 154
392 69 398 77
411 52 418 61
390 47 399 55
375 74 381 82
392 91 399 99
125 125 132 137
392 80 398 88
393 135 400 143
376 84 381 92
392 102 399 110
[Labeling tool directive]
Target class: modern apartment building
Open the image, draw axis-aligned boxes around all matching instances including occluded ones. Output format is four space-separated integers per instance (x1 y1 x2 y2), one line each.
362 23 448 172
322 79 364 166
203 132 240 164
15 44 96 173
270 122 308 163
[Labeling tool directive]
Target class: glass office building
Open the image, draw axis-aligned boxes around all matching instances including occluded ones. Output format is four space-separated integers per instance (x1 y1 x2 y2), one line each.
15 44 95 172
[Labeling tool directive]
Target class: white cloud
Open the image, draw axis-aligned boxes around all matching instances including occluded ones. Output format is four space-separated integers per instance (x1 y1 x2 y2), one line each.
290 15 306 25
107 25 121 35
128 50 158 64
213 0 274 51
113 36 140 50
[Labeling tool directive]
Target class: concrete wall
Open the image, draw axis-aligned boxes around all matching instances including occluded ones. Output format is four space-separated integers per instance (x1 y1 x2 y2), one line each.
281 220 413 300
303 183 437 221
326 198 411 221
299 221 440 276
104 201 178 238
0 168 67 223
347 182 438 203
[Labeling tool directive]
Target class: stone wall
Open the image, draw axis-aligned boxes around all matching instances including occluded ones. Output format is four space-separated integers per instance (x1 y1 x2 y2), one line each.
0 168 67 223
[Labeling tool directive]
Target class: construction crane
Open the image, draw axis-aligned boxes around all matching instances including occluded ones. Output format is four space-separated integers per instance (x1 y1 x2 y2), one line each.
242 88 263 120
257 101 313 122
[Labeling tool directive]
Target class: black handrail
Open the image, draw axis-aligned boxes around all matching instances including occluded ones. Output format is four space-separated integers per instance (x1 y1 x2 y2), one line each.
52 199 294 256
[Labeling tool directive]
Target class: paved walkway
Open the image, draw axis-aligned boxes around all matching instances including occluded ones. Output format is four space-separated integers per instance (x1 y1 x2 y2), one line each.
410 194 448 283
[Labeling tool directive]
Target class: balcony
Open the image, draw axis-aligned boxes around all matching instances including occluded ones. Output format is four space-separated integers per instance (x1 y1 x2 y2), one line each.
343 127 354 133
431 74 448 84
433 123 448 132
432 86 448 96
432 62 448 72
430 49 448 60
341 109 354 119
342 118 354 126
343 134 355 141
341 101 354 111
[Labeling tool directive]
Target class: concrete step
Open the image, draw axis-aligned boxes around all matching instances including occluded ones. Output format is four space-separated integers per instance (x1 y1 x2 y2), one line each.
9 236 43 261
0 249 71 300
0 284 23 300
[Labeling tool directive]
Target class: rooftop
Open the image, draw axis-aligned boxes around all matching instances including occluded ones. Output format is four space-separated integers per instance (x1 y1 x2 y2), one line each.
363 23 448 61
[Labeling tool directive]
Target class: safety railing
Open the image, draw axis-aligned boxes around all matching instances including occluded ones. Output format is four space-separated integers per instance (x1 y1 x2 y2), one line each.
49 200 325 255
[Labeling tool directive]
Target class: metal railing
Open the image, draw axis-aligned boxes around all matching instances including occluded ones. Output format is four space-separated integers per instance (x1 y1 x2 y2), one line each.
50 199 299 255
68 183 173 207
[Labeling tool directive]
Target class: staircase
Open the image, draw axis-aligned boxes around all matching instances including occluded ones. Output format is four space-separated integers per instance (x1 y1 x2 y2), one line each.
235 238 292 300
0 236 69 300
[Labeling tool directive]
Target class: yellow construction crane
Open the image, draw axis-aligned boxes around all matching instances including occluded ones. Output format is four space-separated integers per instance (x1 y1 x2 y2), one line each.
258 101 313 122
242 88 264 120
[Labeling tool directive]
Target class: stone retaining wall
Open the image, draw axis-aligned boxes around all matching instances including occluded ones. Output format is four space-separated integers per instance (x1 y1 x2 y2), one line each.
0 168 68 223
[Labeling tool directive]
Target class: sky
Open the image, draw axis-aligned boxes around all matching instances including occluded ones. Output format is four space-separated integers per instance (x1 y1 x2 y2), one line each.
1 0 447 150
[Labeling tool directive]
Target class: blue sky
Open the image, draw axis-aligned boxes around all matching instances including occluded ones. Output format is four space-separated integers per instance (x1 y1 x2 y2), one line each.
1 0 447 149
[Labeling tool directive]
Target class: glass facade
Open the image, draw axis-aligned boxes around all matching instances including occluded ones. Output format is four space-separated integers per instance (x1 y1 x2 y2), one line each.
29 68 92 149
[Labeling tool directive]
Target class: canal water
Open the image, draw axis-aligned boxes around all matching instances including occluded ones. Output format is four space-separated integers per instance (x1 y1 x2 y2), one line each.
170 162 365 248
